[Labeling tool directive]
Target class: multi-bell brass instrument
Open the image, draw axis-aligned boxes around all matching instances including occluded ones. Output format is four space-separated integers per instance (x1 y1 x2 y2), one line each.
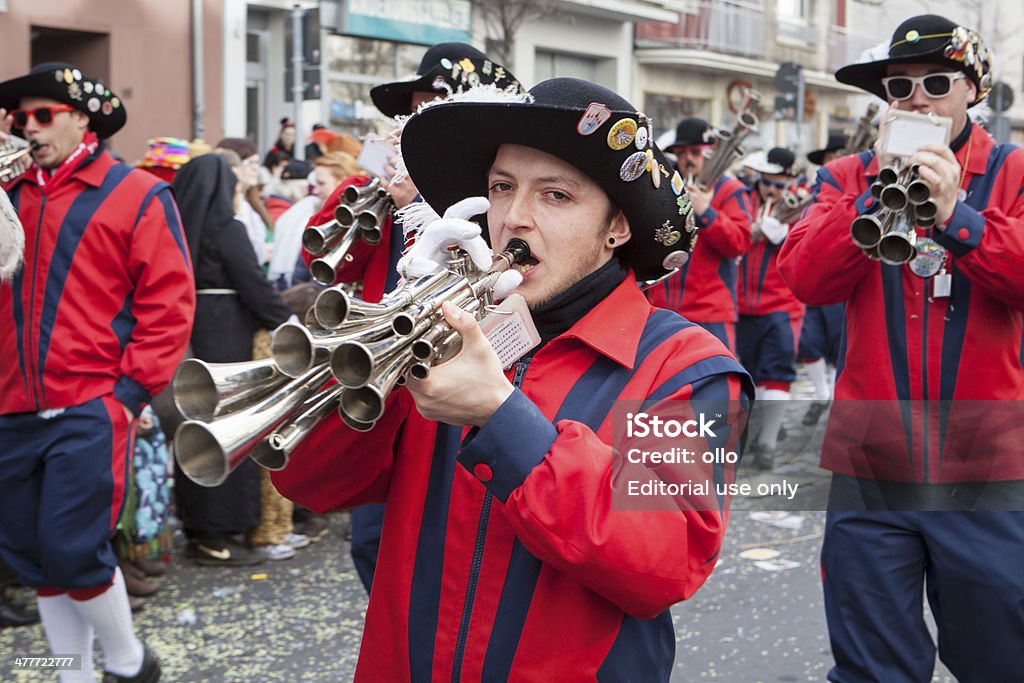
173 237 531 487
0 139 37 183
850 160 934 265
689 88 762 191
772 187 812 225
841 102 880 157
304 178 395 286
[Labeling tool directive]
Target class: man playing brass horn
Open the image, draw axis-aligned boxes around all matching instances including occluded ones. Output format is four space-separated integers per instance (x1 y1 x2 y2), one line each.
645 117 752 352
778 14 1024 682
0 63 195 682
273 78 753 680
303 42 524 593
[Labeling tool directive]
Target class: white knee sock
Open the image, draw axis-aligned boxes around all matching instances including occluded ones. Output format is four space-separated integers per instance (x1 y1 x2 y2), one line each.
804 358 831 402
37 593 96 683
757 388 791 449
70 568 143 677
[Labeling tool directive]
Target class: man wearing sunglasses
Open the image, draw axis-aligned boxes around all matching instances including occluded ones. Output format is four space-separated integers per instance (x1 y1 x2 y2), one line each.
735 147 804 470
779 15 1024 682
0 63 195 682
645 117 752 353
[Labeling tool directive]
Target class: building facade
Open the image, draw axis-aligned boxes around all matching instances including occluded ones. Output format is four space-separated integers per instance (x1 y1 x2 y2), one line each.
0 0 225 163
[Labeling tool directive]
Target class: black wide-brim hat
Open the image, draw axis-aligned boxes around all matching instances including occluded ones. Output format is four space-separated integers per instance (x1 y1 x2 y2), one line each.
806 133 846 166
370 42 521 118
834 15 992 106
401 77 699 281
0 63 126 139
666 117 713 151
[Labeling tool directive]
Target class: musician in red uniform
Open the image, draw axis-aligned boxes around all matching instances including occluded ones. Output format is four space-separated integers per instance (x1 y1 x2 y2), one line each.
736 147 804 468
779 14 1024 681
0 62 194 683
274 78 753 680
304 42 522 592
645 118 751 350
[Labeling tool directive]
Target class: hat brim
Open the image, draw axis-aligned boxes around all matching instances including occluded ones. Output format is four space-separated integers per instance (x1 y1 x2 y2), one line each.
806 149 828 166
402 101 689 281
370 74 440 118
0 70 126 139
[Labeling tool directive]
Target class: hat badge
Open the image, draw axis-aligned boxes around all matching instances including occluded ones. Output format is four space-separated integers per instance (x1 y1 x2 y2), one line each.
655 220 681 247
905 30 920 44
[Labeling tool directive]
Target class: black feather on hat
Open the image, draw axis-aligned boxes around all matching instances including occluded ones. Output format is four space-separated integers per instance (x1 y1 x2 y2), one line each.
0 63 126 139
834 15 992 107
400 77 699 281
807 133 846 166
370 43 522 118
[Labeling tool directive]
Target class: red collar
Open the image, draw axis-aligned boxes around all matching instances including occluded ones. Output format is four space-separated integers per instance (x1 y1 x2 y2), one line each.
554 273 650 370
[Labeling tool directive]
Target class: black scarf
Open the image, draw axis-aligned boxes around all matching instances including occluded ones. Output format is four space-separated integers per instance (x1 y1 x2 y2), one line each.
172 154 239 264
950 120 972 153
530 258 628 347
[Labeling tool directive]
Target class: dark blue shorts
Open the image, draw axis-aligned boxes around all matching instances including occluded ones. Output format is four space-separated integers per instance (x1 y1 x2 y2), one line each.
736 312 801 385
0 395 133 589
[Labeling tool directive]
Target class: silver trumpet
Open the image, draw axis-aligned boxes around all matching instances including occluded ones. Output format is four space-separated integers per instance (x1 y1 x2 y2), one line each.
773 188 812 224
174 366 332 486
694 89 761 191
331 240 529 425
876 212 917 265
302 204 353 255
307 179 395 285
841 102 880 157
0 139 37 183
851 159 934 264
271 315 397 377
249 384 344 471
172 358 286 421
172 238 531 486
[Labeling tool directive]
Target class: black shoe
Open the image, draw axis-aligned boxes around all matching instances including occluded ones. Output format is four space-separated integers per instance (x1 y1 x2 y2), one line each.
103 644 160 682
802 401 829 426
0 599 39 627
186 537 265 567
296 515 330 543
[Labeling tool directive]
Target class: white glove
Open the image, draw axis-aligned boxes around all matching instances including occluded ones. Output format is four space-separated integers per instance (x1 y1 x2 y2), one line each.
492 270 523 301
760 216 788 245
397 196 492 278
0 187 25 281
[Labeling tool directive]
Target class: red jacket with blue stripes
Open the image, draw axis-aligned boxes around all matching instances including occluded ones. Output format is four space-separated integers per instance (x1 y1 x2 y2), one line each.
778 124 1024 482
273 275 752 681
738 189 804 318
1 147 195 416
645 175 750 323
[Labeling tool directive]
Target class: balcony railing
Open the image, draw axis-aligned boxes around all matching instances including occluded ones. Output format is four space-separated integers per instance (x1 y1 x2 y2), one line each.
828 25 885 73
636 0 766 59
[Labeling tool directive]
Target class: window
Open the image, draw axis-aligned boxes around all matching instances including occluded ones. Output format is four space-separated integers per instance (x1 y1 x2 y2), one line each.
325 35 427 135
644 93 711 141
777 0 808 19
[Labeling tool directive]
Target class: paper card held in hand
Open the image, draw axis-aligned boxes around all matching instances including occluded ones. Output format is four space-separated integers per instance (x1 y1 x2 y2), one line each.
877 110 952 158
480 294 540 369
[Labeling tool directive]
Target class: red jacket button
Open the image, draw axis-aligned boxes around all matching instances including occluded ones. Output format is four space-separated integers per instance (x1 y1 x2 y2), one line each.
473 463 493 482
957 227 970 241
